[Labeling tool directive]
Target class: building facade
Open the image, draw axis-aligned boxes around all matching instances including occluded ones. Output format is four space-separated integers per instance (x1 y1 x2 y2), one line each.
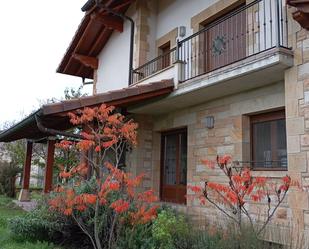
1 0 309 246
56 0 309 244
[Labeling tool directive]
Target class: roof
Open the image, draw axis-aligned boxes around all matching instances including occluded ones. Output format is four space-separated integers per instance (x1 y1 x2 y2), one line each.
57 0 134 79
0 79 174 142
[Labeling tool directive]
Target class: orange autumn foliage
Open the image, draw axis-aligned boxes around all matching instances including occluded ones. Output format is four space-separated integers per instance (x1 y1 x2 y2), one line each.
49 163 158 225
189 156 291 208
188 155 293 235
49 104 158 249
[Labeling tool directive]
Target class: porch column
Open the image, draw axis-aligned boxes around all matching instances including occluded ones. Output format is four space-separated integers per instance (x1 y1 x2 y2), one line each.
18 141 33 202
44 139 55 193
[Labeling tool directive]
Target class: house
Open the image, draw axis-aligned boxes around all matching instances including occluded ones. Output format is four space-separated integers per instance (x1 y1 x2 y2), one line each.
1 0 309 244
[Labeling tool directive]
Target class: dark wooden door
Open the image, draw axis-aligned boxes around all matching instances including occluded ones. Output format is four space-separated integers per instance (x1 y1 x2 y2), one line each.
159 42 171 70
160 129 187 204
202 5 246 73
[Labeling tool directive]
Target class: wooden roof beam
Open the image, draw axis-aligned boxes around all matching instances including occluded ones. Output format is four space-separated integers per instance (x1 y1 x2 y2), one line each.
91 13 123 32
287 0 309 30
72 54 98 70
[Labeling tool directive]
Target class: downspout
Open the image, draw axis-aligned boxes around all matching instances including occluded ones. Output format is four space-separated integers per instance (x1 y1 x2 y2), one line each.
94 1 135 85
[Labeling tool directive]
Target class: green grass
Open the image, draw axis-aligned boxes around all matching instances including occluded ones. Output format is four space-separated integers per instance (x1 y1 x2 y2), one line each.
0 195 61 249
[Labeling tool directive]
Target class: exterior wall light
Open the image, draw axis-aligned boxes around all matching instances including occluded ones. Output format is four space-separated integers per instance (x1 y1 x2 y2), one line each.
179 26 186 37
205 116 215 129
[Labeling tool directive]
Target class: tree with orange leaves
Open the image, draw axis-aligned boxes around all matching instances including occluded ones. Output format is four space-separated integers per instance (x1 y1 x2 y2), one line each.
188 155 292 236
49 104 158 249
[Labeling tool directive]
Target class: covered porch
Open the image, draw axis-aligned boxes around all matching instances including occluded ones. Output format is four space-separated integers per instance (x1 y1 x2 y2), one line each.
0 80 173 201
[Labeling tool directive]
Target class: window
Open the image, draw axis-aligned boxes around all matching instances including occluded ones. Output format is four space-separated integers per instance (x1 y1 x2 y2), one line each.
160 129 187 204
250 110 287 170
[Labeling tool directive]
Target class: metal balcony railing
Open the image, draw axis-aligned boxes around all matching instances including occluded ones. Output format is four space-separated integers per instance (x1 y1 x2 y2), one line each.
131 0 290 85
132 48 177 84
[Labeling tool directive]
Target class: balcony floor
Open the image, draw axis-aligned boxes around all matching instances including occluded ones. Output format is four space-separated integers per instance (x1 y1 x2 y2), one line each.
128 47 293 115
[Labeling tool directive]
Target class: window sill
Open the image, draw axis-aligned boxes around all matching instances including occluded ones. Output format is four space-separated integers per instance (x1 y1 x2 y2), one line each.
251 170 288 178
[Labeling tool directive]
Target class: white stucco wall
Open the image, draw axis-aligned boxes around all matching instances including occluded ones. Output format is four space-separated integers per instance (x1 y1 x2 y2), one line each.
96 7 135 94
156 0 216 39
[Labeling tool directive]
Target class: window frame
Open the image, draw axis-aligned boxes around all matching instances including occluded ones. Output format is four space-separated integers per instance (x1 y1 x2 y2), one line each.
250 109 287 171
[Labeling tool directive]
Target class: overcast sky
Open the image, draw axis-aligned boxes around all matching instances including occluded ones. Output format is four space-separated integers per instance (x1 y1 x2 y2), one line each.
0 0 92 125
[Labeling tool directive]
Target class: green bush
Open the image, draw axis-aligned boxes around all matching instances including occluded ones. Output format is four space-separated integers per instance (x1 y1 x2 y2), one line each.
0 161 20 198
8 204 63 242
117 224 155 249
151 208 191 249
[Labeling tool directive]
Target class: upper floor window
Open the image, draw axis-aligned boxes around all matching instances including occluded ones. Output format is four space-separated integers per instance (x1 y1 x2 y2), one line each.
250 110 287 170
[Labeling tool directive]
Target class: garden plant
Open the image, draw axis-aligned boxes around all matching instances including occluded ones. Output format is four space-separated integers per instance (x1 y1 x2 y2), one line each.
48 104 159 249
189 155 292 237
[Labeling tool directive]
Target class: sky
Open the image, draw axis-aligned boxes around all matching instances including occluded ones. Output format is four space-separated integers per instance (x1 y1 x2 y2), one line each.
0 0 92 125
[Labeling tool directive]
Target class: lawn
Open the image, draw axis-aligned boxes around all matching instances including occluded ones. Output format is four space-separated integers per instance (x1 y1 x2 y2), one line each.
0 195 60 249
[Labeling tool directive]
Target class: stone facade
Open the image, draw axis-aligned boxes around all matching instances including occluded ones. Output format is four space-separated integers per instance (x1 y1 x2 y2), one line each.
125 0 309 247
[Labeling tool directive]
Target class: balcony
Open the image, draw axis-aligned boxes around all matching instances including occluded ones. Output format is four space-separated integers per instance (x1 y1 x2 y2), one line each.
131 0 293 92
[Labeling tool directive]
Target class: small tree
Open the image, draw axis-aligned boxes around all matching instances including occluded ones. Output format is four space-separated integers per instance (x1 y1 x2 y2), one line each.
0 160 21 197
49 104 158 249
188 155 292 237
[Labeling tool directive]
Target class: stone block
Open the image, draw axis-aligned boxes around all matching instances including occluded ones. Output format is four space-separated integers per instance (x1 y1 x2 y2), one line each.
304 211 309 226
287 135 301 153
217 145 234 155
301 134 309 147
196 164 206 173
288 152 307 173
288 191 309 210
276 208 288 219
194 147 208 157
286 117 305 136
298 63 309 81
294 47 303 65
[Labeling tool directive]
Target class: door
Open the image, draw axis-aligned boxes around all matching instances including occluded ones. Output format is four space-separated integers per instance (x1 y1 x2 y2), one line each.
158 42 171 71
202 4 246 74
160 129 187 204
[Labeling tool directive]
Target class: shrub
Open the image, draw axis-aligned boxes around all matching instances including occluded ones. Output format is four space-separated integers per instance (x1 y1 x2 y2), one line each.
0 161 20 197
48 105 159 249
117 224 154 249
151 208 191 249
8 200 90 248
8 204 63 242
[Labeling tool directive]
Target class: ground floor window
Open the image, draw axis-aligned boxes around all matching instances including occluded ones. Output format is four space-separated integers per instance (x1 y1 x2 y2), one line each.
250 110 287 170
160 128 187 204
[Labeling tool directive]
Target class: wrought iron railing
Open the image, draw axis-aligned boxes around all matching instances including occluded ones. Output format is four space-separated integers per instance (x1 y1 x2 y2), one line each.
132 48 176 84
233 160 288 170
131 0 289 85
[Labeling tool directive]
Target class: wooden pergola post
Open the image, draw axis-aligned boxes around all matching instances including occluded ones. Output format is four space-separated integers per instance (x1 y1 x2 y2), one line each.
44 139 56 193
18 141 33 202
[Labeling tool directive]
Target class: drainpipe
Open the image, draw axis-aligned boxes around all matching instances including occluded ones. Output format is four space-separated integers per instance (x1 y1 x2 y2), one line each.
95 1 135 86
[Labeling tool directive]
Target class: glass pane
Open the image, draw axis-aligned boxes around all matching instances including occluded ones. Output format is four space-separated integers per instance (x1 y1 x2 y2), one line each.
276 119 287 168
253 122 271 168
164 134 177 185
179 133 187 185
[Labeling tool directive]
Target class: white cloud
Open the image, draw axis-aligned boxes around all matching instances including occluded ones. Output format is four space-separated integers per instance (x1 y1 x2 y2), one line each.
0 0 92 124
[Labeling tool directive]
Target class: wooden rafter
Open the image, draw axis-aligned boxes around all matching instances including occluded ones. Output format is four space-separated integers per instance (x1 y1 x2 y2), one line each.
91 13 123 32
73 53 98 70
287 0 309 30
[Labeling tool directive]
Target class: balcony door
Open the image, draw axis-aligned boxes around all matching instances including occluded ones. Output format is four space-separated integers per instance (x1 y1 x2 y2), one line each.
201 4 246 74
160 129 187 204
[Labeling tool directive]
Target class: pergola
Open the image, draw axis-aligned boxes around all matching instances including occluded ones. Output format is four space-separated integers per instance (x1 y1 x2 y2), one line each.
0 80 173 201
